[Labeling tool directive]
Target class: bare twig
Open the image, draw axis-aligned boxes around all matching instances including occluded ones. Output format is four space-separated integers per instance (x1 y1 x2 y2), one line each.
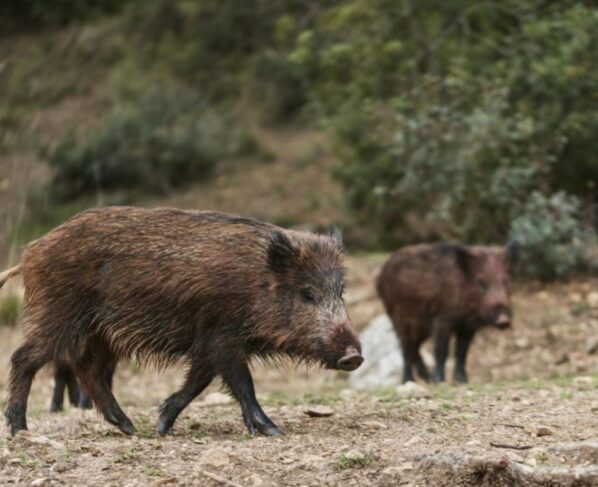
495 423 525 429
197 469 244 487
490 442 533 450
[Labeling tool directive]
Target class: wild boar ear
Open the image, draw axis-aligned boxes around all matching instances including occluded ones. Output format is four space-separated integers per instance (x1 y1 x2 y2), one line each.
268 231 299 273
454 246 475 277
327 225 345 252
505 240 520 267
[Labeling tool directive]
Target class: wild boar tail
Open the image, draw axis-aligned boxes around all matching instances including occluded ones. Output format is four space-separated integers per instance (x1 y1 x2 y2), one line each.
0 264 21 289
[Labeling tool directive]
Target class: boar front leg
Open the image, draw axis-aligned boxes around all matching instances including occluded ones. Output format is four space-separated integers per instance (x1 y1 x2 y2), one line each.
454 330 474 384
220 361 283 437
157 361 214 436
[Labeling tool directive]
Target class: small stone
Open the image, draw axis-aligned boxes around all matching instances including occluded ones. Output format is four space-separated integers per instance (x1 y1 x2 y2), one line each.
395 381 431 398
362 420 386 429
569 292 583 303
52 461 74 473
199 448 230 467
31 479 47 487
515 337 531 349
526 425 553 437
304 405 334 417
200 392 232 406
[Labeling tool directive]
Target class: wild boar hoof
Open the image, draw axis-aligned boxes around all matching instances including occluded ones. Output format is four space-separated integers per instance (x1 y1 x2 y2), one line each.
243 413 284 437
77 396 92 409
156 416 175 436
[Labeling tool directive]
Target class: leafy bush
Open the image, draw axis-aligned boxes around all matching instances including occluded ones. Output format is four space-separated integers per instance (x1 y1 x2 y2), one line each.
509 192 597 279
44 83 232 201
286 0 598 276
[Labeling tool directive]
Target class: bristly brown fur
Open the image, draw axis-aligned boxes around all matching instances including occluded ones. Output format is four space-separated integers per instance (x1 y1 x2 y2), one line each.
4 206 361 437
377 242 516 384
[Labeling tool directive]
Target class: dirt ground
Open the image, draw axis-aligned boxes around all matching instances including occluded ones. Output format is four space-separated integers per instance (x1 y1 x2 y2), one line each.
0 256 597 486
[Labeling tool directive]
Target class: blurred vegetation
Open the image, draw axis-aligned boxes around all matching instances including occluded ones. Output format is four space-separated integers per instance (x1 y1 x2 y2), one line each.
2 0 597 278
0 294 22 326
44 82 232 201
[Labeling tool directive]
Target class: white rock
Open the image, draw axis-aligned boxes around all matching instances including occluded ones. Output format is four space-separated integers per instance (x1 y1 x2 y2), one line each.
30 479 47 487
349 314 433 389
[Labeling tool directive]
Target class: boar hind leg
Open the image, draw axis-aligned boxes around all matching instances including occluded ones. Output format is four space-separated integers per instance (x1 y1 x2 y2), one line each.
77 343 134 435
157 362 214 436
220 361 283 437
50 365 71 412
413 351 430 382
433 325 451 383
454 330 474 384
78 364 112 409
5 341 51 435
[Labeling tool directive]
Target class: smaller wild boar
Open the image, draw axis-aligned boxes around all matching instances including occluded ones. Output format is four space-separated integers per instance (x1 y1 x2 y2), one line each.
0 269 91 412
377 242 519 383
2 207 363 437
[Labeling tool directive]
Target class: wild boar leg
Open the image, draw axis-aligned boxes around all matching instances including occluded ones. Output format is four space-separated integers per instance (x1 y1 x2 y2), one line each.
65 367 85 407
413 351 430 382
454 330 474 383
433 325 451 382
5 341 51 435
76 341 135 435
220 361 283 437
78 364 113 409
50 366 69 412
156 362 214 436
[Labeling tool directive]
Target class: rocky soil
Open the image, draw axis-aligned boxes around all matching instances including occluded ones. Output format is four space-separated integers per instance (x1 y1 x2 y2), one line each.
0 256 597 486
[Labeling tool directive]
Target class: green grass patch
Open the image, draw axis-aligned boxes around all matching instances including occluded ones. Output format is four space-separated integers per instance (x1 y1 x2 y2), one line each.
338 451 373 470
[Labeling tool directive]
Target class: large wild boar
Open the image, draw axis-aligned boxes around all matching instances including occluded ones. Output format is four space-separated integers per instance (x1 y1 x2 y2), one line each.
2 207 362 436
377 242 518 383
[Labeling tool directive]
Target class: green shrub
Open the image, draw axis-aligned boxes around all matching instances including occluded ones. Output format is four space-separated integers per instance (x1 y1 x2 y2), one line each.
250 53 306 124
509 192 597 279
1 0 129 30
287 0 598 278
44 83 232 201
0 295 23 327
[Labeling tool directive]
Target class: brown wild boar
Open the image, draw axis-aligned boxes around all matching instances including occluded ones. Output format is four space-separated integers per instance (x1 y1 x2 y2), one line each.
2 207 362 436
377 242 519 383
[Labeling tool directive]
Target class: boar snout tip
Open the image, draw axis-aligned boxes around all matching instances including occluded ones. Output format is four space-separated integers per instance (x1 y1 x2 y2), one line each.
494 312 512 329
336 348 364 371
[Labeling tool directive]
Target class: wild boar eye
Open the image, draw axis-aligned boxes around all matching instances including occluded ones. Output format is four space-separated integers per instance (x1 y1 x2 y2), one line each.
301 288 316 303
